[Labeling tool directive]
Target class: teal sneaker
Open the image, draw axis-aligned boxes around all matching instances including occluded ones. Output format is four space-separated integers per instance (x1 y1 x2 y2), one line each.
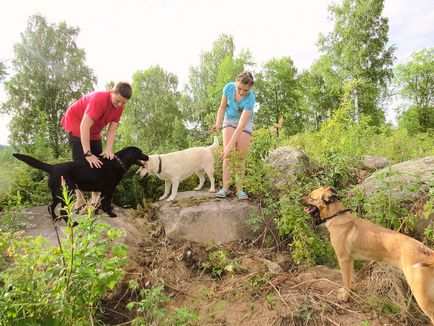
236 191 249 200
216 188 229 198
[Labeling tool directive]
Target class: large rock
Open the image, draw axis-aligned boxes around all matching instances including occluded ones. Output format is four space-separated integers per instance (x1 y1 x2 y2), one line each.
22 206 142 247
361 155 389 171
158 191 259 244
266 147 309 189
21 205 150 271
356 156 434 202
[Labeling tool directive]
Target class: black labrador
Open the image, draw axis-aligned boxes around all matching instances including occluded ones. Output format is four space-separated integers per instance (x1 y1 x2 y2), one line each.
13 147 149 223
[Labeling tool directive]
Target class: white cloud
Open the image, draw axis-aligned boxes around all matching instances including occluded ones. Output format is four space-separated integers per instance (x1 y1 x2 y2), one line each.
0 0 433 145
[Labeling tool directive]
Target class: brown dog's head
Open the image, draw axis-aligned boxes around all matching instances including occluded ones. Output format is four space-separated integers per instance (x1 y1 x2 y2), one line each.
300 186 343 220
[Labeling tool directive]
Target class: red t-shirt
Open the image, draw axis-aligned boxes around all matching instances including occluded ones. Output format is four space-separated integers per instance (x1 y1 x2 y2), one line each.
61 91 124 140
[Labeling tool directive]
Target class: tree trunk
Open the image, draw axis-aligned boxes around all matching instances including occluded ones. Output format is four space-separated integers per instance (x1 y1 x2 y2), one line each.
353 85 359 123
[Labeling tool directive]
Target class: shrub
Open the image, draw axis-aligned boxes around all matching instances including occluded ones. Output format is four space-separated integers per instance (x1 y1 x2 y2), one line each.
0 187 127 324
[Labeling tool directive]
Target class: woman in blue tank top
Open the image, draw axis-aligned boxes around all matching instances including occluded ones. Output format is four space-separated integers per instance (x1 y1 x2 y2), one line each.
211 71 255 200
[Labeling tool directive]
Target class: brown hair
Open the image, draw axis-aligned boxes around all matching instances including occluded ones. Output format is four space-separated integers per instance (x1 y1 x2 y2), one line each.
113 81 132 99
236 71 254 86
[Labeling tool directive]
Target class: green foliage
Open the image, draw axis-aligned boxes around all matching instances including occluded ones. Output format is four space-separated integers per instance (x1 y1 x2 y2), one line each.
127 283 197 326
0 187 127 325
0 60 6 81
184 34 253 136
2 14 96 157
318 0 395 124
299 55 342 130
118 66 185 152
113 169 147 208
1 155 52 210
367 295 401 316
422 183 434 242
277 194 335 266
202 249 240 278
293 304 314 323
255 57 305 135
265 293 276 309
352 172 409 230
394 48 434 133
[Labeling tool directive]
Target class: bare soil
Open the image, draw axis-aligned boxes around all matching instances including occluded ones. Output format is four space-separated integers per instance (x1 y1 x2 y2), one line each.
19 206 429 326
98 213 427 326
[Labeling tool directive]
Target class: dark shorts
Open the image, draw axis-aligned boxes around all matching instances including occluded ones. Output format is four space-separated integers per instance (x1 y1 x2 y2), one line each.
67 133 103 162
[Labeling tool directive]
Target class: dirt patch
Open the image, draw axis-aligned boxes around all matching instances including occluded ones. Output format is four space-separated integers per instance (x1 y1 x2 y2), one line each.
18 205 427 325
99 208 425 326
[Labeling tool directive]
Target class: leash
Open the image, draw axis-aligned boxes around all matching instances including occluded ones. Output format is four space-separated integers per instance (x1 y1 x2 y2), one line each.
114 155 126 171
316 208 353 225
157 156 162 174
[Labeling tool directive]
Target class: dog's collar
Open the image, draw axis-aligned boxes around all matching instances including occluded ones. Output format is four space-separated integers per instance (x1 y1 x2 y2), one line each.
114 155 126 171
157 156 162 174
317 208 352 225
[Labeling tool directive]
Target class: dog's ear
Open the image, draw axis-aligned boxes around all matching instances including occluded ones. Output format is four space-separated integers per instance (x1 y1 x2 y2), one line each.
323 186 339 203
140 154 149 162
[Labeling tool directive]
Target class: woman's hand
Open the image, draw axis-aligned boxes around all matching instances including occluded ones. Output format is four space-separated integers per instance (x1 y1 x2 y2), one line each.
221 145 232 160
210 123 221 133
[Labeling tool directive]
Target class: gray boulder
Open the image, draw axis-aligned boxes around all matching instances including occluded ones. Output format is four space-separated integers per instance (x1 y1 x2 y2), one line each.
157 191 259 244
361 155 389 171
266 146 309 189
356 156 434 202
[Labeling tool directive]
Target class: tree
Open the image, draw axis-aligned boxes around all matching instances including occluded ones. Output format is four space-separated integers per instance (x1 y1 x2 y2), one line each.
299 55 342 130
1 14 96 157
254 57 303 136
118 66 186 151
184 34 253 137
318 0 395 125
0 60 6 81
394 48 434 132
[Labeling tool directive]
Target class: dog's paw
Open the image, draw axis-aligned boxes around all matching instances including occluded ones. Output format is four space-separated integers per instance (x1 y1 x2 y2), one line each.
193 186 203 191
337 287 350 302
208 188 216 193
159 196 167 201
167 197 175 202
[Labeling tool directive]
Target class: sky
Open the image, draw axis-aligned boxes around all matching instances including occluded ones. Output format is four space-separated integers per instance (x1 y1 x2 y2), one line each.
0 0 433 145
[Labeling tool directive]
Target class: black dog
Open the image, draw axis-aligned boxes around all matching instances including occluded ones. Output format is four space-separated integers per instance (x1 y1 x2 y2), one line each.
13 147 149 223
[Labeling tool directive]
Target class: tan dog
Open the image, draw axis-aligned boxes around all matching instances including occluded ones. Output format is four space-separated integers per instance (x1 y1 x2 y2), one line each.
136 137 218 201
300 186 434 324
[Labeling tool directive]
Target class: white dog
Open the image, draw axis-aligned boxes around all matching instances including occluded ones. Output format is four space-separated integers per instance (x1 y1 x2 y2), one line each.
136 137 219 201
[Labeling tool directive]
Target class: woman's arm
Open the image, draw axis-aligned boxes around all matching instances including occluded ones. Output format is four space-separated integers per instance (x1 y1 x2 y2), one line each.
211 95 228 132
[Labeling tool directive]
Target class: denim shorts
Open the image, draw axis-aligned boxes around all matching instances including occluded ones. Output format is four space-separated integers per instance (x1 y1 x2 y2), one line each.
222 119 253 135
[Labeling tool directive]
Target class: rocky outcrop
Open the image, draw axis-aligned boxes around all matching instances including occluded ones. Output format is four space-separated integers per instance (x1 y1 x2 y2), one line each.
157 191 259 244
356 156 434 202
266 147 310 189
361 155 389 171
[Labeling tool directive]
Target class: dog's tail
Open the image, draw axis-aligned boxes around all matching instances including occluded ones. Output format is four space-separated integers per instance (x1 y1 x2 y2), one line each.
209 136 219 151
13 153 53 174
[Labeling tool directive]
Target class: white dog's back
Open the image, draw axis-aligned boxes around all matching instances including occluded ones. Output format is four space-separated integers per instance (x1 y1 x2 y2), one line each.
137 137 219 201
158 137 218 179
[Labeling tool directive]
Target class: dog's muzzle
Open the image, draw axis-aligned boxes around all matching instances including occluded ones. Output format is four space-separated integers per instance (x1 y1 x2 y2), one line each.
135 168 148 180
304 205 319 216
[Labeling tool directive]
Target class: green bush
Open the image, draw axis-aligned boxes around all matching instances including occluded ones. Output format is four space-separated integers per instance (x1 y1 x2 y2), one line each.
127 283 198 326
0 188 127 325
